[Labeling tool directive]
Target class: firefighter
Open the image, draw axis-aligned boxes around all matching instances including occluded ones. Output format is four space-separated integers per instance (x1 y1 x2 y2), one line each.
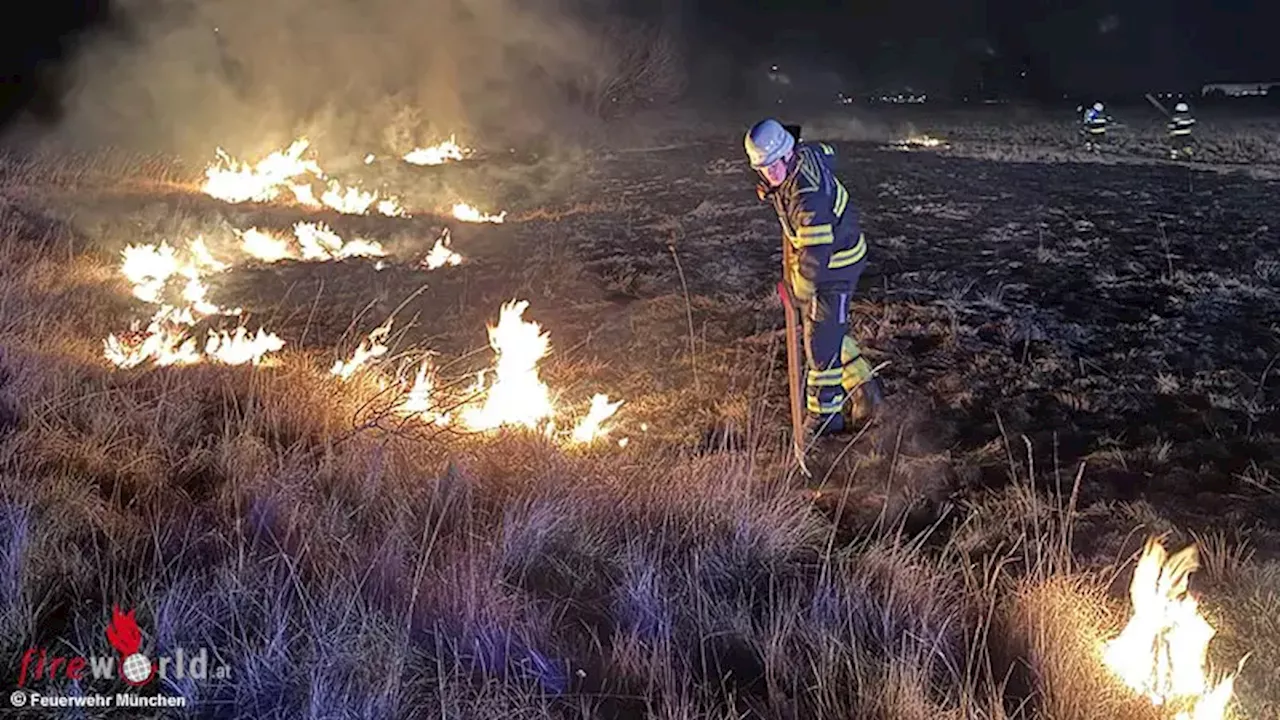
1082 102 1108 151
745 118 884 438
1168 102 1196 160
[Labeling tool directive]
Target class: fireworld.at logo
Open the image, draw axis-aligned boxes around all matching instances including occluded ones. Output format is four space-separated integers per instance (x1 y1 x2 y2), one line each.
17 606 231 687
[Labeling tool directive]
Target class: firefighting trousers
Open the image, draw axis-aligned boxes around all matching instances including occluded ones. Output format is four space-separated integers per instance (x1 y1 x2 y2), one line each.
801 272 875 431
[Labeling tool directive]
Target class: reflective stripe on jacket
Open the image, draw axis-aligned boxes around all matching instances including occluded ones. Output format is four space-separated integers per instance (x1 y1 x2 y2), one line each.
770 142 867 301
1168 114 1195 136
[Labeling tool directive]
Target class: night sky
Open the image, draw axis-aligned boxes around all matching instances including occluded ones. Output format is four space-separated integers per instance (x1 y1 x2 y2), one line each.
689 0 1280 96
1 0 1277 129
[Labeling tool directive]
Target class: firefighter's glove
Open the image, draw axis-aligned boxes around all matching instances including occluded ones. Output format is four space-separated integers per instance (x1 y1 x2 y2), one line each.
755 181 770 202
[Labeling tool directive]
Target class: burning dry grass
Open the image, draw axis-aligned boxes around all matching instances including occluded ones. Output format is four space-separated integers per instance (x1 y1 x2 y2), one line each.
0 223 1270 719
0 328 1263 717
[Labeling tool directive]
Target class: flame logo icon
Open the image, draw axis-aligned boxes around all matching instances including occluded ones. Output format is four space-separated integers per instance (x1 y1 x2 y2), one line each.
105 606 154 686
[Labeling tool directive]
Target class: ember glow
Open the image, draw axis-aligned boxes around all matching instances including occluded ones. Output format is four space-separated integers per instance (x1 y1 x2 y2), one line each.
908 134 943 147
404 135 472 166
891 134 947 150
1101 538 1242 720
452 202 507 224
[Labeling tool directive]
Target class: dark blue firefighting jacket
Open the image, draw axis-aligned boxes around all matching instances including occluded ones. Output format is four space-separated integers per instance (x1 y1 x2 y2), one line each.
768 141 867 302
1168 112 1195 137
1084 108 1108 134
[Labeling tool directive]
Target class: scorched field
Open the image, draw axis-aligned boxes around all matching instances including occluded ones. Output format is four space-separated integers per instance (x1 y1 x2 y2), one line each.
0 109 1277 719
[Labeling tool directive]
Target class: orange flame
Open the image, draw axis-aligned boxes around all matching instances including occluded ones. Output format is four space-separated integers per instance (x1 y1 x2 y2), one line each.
1102 538 1243 720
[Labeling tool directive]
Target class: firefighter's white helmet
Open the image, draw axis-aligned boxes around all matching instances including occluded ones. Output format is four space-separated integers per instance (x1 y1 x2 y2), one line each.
1175 102 1189 112
1093 102 1104 111
745 118 795 169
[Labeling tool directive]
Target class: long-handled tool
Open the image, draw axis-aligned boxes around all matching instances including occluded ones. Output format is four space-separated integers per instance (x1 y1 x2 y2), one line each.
778 245 811 478
772 120 810 478
1145 93 1172 118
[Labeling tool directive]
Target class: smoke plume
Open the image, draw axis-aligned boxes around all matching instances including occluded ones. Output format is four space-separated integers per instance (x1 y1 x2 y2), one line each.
21 0 669 161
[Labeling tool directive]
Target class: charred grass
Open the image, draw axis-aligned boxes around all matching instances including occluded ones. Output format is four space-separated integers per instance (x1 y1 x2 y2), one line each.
0 114 1278 718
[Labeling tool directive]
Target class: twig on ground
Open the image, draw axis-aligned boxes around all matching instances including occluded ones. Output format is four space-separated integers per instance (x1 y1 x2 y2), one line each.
666 228 698 391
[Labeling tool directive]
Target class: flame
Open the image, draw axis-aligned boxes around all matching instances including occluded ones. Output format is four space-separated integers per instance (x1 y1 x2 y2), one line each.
293 222 385 260
316 180 404 217
188 237 229 272
290 184 321 208
104 309 201 369
237 228 296 263
570 393 623 443
205 327 285 365
376 199 407 217
452 202 506 224
117 240 237 314
202 139 321 203
202 139 405 217
404 135 472 166
120 242 179 304
331 321 392 380
421 229 463 269
237 224 385 263
460 300 554 431
106 239 282 368
1101 538 1242 720
397 360 450 425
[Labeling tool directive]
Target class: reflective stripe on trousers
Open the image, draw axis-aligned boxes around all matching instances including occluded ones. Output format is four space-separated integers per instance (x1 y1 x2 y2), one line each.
801 275 874 419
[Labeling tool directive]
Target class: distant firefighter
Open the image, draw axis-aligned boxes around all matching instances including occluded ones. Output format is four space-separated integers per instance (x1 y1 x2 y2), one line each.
1082 102 1108 151
745 118 884 443
1167 102 1196 160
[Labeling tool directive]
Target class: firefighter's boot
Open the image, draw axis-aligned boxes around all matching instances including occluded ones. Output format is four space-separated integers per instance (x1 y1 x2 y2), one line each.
804 408 846 440
847 376 885 424
840 335 882 426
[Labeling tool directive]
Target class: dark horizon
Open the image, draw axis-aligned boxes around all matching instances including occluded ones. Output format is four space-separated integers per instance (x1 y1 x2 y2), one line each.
686 0 1280 99
2 0 1278 131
